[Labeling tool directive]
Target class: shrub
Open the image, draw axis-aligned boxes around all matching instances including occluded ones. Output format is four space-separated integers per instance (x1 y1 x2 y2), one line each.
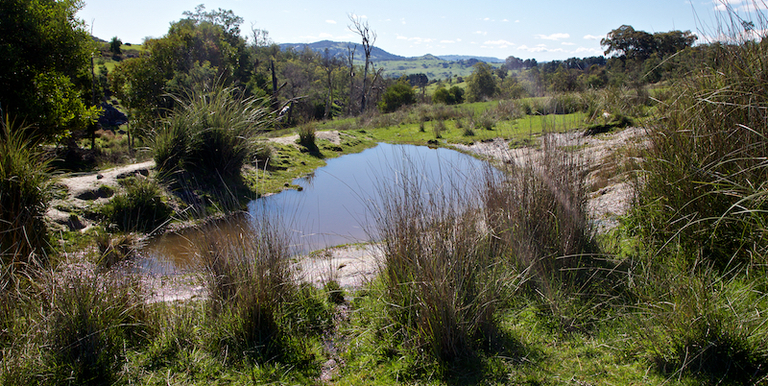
102 177 172 233
379 79 416 113
432 85 464 105
0 116 52 269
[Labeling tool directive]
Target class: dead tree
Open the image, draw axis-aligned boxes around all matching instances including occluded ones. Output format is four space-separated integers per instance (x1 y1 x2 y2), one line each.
348 14 376 115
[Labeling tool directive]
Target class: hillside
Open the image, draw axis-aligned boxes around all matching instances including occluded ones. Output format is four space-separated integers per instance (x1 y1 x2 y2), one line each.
280 40 502 80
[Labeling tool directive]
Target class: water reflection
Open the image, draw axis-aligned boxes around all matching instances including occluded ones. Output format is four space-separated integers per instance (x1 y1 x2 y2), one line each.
143 142 494 270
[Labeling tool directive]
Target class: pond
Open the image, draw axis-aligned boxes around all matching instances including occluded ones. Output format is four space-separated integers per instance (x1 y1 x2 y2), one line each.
141 142 495 272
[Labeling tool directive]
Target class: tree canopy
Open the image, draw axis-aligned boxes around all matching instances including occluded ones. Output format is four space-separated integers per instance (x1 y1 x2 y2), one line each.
0 0 99 140
466 62 498 102
601 25 697 60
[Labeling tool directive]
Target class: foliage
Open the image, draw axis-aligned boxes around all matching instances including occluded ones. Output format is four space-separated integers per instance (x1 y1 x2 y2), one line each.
109 36 122 56
601 25 697 60
0 116 52 269
466 62 499 102
101 177 172 233
379 79 416 113
432 85 465 105
0 0 99 140
110 7 253 119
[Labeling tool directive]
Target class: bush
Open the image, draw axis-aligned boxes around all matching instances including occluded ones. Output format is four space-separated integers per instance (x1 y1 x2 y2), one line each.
379 79 416 113
432 85 464 105
102 177 172 233
0 116 52 269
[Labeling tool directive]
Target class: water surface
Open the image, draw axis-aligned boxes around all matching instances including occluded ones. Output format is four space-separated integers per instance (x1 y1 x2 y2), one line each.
143 142 492 270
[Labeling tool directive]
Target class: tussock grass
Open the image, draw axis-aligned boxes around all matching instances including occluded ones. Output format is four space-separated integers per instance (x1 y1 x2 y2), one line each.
0 116 52 270
371 160 504 363
101 177 172 233
623 5 768 382
196 215 329 365
153 84 271 186
37 270 147 385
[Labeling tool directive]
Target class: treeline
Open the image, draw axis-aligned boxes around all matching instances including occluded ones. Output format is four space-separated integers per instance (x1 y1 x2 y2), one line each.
437 25 700 101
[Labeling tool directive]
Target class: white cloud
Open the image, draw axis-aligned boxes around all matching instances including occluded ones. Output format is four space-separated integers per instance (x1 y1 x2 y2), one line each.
502 19 509 22
515 20 520 23
536 33 570 40
562 42 576 46
572 47 602 55
583 34 602 40
474 31 488 35
395 34 434 44
441 40 455 44
326 20 336 24
484 17 490 21
484 39 515 46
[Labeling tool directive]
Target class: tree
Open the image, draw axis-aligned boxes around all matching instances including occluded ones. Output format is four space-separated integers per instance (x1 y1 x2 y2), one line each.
601 25 655 60
379 78 415 113
109 36 122 56
466 63 498 102
0 0 99 140
110 6 252 120
433 85 464 105
348 14 376 114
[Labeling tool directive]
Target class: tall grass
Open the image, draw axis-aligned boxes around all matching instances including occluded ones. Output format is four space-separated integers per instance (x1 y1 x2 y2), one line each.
482 134 602 318
624 4 768 382
38 270 147 385
195 215 326 364
371 162 503 363
0 116 52 270
101 177 172 233
153 84 271 185
635 12 768 268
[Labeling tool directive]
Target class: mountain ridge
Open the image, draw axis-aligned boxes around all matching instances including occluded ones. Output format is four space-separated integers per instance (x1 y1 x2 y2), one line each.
278 40 503 63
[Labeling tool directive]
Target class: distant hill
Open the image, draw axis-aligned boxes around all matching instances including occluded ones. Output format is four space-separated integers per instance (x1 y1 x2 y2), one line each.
437 55 504 63
279 40 406 62
279 41 503 81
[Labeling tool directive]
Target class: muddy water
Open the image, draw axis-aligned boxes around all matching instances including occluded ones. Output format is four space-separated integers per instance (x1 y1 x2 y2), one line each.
141 142 493 271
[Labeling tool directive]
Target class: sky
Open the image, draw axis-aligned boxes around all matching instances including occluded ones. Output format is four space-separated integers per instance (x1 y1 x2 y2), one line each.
77 0 759 62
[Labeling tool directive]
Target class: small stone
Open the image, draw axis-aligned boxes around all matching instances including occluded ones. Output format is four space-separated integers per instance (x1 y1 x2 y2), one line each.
97 174 104 179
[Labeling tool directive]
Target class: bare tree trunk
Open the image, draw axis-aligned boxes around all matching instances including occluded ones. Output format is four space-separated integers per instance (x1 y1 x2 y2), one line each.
346 44 356 116
348 15 376 115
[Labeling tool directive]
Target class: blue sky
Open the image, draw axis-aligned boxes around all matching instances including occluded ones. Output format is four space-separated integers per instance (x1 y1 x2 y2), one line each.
78 0 753 61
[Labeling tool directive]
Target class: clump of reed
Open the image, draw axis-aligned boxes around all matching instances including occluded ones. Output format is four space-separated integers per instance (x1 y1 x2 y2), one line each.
152 84 270 186
37 270 147 385
0 116 52 270
370 159 503 363
196 215 329 363
624 6 768 382
482 134 602 321
101 176 172 233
